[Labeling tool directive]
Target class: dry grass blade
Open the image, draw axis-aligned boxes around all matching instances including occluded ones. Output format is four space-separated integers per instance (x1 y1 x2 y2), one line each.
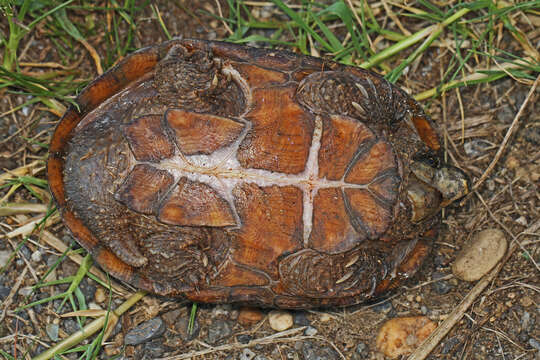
0 203 48 216
32 291 146 360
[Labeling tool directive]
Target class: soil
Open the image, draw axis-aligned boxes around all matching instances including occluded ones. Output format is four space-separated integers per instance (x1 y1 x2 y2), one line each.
0 1 538 359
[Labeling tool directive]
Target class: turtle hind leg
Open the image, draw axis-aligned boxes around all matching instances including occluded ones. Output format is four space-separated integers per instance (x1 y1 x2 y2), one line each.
372 233 435 296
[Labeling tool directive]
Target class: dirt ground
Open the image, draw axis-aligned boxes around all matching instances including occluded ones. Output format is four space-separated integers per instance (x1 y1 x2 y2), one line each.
0 1 538 359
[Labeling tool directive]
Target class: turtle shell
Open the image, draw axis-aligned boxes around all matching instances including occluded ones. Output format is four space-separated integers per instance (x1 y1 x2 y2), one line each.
48 39 444 308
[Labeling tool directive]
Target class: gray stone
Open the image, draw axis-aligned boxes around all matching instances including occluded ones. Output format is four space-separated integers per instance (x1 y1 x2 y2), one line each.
124 317 166 345
521 311 531 331
293 311 310 326
372 300 393 314
237 334 252 344
143 338 165 359
207 319 233 344
431 272 453 295
529 338 540 351
63 319 79 334
463 139 492 157
0 250 11 268
441 336 460 354
351 342 368 360
304 326 318 336
301 341 339 360
240 348 256 360
0 285 10 300
46 323 59 341
31 250 42 263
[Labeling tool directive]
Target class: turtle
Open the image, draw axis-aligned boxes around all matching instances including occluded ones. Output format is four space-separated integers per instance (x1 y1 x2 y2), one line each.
48 39 469 308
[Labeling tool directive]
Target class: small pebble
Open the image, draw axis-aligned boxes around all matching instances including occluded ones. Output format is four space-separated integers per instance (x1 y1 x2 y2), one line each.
521 311 530 331
237 307 264 326
529 338 540 351
319 313 332 322
124 317 166 345
63 319 79 334
143 338 165 358
211 304 232 318
31 250 42 263
376 316 436 359
372 300 393 314
431 272 453 295
237 334 252 344
19 287 33 297
301 341 339 360
207 319 233 344
0 250 11 268
94 287 106 303
520 296 533 307
452 229 507 281
441 336 460 354
420 305 429 315
355 342 367 355
464 139 492 157
88 302 102 310
515 216 528 226
0 285 10 300
268 310 293 331
240 348 256 360
46 323 59 341
293 311 310 326
304 326 318 336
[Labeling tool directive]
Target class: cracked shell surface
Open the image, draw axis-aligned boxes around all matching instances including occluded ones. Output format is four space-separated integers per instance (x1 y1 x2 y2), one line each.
48 39 445 308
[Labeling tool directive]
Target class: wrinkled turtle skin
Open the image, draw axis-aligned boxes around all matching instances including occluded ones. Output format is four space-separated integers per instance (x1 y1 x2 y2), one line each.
48 39 469 308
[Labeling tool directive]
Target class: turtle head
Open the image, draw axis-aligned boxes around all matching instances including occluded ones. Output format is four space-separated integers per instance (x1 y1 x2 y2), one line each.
406 153 470 223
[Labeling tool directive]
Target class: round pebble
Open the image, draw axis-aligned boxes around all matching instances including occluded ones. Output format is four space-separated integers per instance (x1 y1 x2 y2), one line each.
452 229 507 281
238 307 264 326
0 250 11 268
31 250 42 263
268 310 293 331
46 323 59 341
207 319 233 344
304 326 318 336
376 316 436 359
94 287 106 303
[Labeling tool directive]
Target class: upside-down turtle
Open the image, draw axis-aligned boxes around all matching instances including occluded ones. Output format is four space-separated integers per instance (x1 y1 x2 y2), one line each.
48 39 469 308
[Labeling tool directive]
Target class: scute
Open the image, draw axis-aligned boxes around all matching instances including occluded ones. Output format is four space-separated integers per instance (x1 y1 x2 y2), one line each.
48 39 451 309
158 177 237 227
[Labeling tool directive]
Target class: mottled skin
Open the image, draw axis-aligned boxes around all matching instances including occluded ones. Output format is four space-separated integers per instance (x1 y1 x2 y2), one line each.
48 39 468 308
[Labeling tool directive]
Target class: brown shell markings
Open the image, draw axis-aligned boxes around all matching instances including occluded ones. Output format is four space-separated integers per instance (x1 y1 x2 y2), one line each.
48 39 443 308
